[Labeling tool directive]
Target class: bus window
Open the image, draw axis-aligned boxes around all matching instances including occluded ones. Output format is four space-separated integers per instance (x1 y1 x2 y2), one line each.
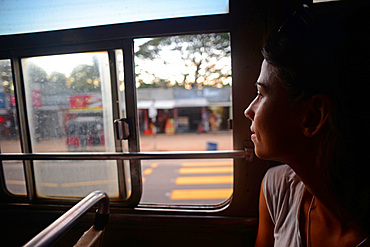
135 33 233 206
0 59 26 195
20 52 120 198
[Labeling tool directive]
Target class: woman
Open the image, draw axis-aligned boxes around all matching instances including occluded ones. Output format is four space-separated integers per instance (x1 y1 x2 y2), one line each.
245 3 370 247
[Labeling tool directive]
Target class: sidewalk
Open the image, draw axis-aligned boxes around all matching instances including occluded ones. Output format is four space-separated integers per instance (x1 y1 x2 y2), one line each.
0 131 233 153
140 131 233 152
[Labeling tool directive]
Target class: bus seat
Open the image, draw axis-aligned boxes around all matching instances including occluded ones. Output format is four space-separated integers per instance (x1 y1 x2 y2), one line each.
74 226 105 247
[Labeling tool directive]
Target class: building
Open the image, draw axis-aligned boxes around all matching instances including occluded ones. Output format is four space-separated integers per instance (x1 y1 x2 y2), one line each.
130 87 232 134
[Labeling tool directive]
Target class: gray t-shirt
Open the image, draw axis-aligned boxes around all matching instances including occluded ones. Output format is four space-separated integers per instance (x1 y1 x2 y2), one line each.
263 164 305 247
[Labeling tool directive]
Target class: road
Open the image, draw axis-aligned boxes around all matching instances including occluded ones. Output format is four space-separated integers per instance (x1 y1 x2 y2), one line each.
141 159 233 205
1 132 234 205
2 159 233 205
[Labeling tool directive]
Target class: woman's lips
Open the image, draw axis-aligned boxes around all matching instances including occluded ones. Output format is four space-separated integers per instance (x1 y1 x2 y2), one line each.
251 133 256 140
250 127 256 140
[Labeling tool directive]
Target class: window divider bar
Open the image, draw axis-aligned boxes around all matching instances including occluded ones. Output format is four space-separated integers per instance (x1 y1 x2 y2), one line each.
122 38 142 206
122 39 140 151
0 150 246 161
108 49 128 200
108 50 123 151
11 56 36 201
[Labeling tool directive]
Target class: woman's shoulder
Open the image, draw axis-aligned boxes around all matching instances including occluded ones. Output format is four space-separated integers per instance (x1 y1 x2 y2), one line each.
263 164 305 230
264 164 296 182
263 164 303 198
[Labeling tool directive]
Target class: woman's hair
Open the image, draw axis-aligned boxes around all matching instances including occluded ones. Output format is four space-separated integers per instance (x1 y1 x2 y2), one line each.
262 2 370 233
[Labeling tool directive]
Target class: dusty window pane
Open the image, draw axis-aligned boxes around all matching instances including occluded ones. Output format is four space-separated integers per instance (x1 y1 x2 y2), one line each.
135 33 233 205
0 59 26 195
22 52 120 198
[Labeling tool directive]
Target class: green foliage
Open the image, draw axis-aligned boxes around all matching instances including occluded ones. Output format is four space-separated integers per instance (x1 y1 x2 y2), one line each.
42 72 68 95
135 33 231 89
0 60 13 94
137 77 172 88
67 60 101 92
24 57 101 94
27 63 48 84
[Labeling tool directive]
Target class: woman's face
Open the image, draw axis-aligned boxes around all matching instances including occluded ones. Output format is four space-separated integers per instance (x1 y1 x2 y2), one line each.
244 60 304 162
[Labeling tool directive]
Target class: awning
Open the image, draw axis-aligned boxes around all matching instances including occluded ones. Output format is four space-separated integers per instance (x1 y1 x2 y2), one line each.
137 100 153 109
207 101 232 107
137 98 231 109
155 100 175 109
175 98 208 107
137 100 175 109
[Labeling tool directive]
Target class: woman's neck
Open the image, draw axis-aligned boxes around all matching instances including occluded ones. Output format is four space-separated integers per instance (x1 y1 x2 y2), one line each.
283 142 367 243
300 189 368 247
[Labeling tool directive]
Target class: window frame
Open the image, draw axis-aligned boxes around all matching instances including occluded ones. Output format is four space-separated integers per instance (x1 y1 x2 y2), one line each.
0 14 242 208
2 44 142 206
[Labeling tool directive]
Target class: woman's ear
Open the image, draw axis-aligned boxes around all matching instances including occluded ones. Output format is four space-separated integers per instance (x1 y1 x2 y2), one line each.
301 94 332 138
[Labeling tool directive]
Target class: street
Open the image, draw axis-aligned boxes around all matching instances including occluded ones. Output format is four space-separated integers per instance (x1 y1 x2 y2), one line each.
1 132 234 205
2 159 233 205
141 159 233 205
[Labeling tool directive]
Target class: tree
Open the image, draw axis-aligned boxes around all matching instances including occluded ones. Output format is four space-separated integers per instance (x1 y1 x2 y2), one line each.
67 59 101 92
0 60 13 94
137 76 172 88
27 63 48 84
135 33 231 89
42 72 68 95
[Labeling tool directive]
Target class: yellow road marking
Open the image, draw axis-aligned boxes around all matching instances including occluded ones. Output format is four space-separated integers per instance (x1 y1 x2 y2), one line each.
142 177 146 183
61 180 111 188
7 180 115 188
150 163 158 168
171 188 232 200
176 176 233 185
182 161 232 167
179 167 233 174
42 182 58 187
6 180 25 185
143 168 153 175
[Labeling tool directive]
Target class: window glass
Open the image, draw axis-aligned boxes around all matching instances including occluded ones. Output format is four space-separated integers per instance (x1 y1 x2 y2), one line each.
22 52 120 198
0 0 229 35
0 59 26 195
135 33 233 205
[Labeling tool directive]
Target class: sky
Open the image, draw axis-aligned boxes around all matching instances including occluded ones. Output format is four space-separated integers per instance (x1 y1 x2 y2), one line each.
22 52 106 76
0 0 228 35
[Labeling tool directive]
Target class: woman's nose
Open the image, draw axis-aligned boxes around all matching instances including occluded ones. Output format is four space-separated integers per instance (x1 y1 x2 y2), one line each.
244 103 255 121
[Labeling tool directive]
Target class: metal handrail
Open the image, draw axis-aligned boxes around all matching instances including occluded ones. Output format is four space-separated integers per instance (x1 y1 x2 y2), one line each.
23 191 110 247
0 150 247 161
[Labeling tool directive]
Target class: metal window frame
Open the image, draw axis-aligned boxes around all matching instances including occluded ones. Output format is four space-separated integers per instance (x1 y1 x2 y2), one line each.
1 44 143 206
0 14 240 209
0 150 247 209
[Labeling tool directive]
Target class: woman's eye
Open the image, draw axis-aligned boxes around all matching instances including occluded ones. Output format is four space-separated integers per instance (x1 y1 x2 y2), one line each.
257 91 263 100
